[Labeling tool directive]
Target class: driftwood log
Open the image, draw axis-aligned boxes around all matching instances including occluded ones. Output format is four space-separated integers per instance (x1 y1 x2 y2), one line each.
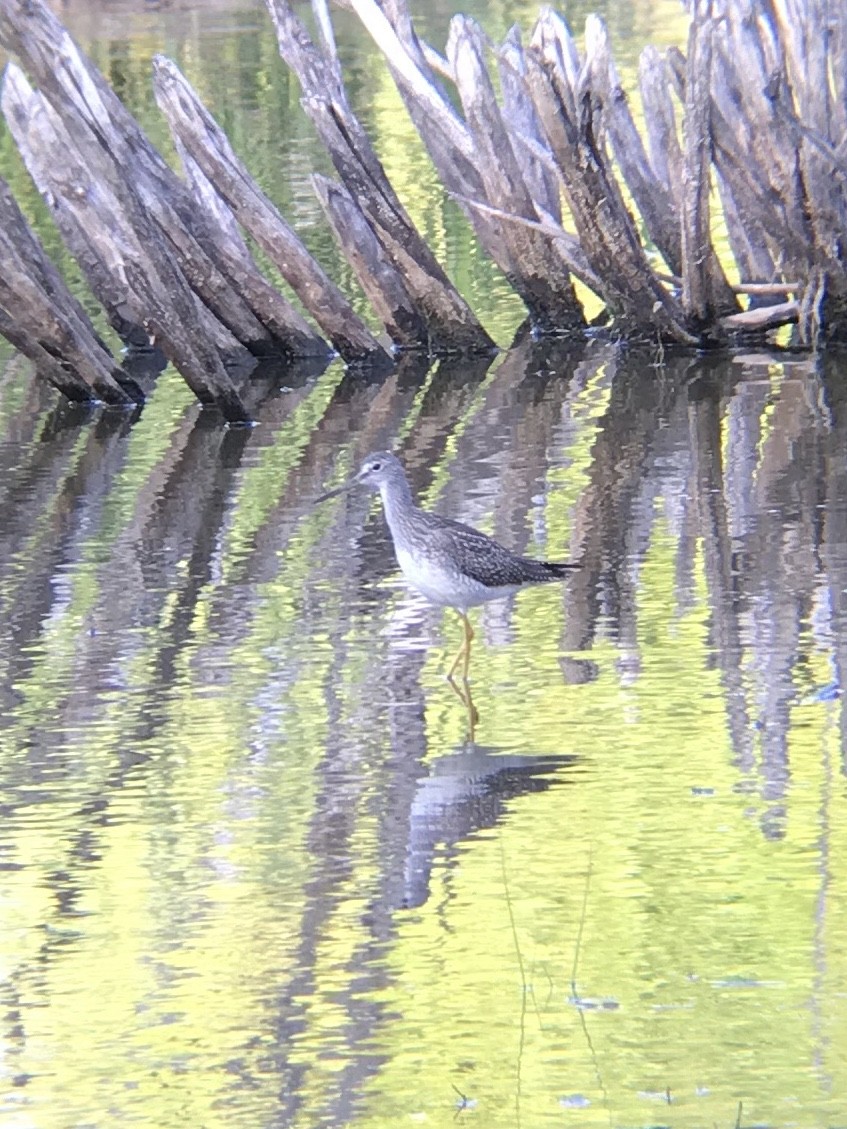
0 0 846 417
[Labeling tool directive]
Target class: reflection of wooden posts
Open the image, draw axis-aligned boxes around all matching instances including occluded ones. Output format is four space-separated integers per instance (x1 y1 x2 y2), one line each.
687 374 756 771
0 411 135 701
555 348 617 682
435 338 579 557
745 371 821 834
124 425 253 728
688 380 734 641
821 358 847 771
561 351 693 679
397 353 492 501
45 414 249 740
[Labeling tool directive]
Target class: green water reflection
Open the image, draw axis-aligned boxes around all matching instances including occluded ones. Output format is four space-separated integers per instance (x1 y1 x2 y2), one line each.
1 2 847 1127
1 340 846 1128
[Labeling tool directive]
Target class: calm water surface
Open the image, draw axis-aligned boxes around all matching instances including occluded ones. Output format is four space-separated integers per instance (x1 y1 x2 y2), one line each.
1 3 847 1128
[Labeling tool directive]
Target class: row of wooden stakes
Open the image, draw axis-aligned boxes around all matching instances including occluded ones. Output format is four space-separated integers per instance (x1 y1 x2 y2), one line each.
0 0 844 421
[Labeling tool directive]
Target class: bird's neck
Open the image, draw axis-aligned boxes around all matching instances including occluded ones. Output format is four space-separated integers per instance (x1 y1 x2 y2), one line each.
379 476 415 534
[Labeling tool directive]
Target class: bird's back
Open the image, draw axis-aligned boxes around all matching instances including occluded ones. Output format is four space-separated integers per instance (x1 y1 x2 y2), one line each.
387 503 576 607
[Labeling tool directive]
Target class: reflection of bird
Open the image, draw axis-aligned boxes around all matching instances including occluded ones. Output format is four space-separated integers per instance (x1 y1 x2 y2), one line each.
317 451 578 683
400 745 577 909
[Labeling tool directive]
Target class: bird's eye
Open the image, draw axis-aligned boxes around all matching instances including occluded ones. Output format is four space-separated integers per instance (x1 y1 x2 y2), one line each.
370 461 382 471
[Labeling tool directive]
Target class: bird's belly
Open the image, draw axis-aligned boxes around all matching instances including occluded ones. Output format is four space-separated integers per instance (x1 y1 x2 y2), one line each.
395 546 459 605
395 546 516 609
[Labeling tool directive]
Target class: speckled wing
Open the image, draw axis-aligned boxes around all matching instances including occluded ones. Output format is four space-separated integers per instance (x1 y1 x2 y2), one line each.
418 511 574 589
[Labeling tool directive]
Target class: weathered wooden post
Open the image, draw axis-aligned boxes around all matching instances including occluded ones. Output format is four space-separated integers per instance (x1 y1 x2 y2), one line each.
0 175 140 405
265 0 495 354
151 57 387 365
447 15 585 333
1 0 846 412
0 0 258 420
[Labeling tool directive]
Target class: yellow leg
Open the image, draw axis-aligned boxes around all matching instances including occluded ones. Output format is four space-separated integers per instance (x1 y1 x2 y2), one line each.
447 611 474 683
446 672 479 737
461 612 473 682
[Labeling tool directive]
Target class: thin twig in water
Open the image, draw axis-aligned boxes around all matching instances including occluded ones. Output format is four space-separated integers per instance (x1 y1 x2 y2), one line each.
527 963 546 1033
571 845 593 999
569 845 612 1123
500 836 525 1129
452 1083 468 1106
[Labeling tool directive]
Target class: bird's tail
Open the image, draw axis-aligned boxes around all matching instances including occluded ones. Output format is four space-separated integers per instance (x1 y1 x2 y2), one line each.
543 561 580 578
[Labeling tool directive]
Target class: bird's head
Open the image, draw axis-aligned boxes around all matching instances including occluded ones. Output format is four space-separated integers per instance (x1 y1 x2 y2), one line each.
353 451 403 492
314 450 405 504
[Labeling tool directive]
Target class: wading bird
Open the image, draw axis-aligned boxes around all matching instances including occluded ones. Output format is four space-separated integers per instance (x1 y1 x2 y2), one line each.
316 451 578 684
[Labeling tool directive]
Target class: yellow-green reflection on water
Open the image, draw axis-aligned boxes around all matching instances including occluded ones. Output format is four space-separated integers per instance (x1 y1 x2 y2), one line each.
2 3 847 1128
2 342 846 1129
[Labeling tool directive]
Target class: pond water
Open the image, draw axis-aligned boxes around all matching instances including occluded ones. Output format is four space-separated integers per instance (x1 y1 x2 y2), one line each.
2 3 847 1129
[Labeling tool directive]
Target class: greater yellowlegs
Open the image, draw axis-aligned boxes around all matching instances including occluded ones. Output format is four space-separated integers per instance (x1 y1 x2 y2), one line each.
317 451 578 682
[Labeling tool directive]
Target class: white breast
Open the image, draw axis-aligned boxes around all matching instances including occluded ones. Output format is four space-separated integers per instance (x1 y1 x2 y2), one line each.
395 545 458 606
394 545 518 609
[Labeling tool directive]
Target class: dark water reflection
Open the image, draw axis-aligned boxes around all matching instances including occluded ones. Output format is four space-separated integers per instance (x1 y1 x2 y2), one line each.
1 340 846 1126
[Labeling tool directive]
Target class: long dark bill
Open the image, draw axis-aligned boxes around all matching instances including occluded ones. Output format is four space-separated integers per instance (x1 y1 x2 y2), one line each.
313 479 356 505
